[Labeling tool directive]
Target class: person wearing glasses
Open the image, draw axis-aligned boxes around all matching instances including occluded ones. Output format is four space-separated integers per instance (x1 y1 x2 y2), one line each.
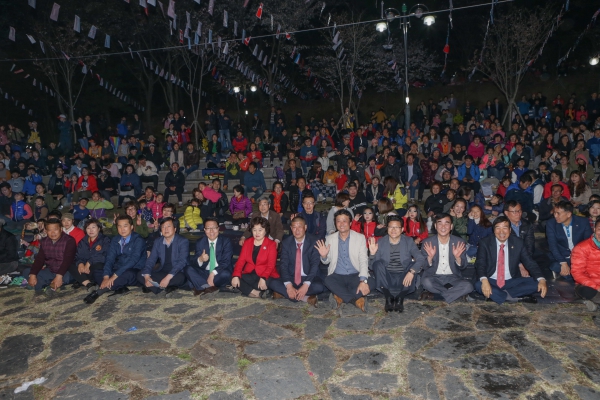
504 200 536 262
291 192 327 240
184 217 233 296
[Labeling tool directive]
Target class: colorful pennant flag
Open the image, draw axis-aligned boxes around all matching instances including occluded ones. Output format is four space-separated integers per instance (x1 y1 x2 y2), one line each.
74 15 80 32
167 0 175 18
88 25 97 39
256 3 263 19
208 0 214 15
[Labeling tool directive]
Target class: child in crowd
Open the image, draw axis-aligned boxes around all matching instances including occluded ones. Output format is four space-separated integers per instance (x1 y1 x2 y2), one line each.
511 157 528 183
72 197 90 225
323 166 339 192
496 176 511 198
9 192 33 223
147 193 166 221
179 198 203 233
443 189 456 213
8 169 24 193
466 205 493 259
350 207 382 247
65 173 79 205
86 191 114 219
484 194 504 218
403 204 429 246
197 182 222 203
138 199 154 225
335 167 348 192
33 196 48 221
23 167 42 197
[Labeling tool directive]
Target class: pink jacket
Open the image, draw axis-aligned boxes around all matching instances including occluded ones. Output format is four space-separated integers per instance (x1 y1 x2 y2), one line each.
468 143 485 159
229 195 252 217
479 154 498 171
202 187 222 203
147 200 165 219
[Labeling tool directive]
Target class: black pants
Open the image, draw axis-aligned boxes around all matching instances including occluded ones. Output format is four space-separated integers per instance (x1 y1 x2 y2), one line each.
140 175 159 190
324 273 364 304
164 187 184 202
184 266 232 290
237 271 273 296
136 269 187 294
268 278 324 301
575 284 598 300
373 260 415 298
69 262 105 285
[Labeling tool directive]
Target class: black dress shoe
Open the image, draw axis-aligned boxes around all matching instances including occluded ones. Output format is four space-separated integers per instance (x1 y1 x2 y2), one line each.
71 282 82 290
518 295 538 304
83 291 100 304
164 286 178 297
108 287 130 297
395 296 405 312
142 286 151 293
384 296 393 312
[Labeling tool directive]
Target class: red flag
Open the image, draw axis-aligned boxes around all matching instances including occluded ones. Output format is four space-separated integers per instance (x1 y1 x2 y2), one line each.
256 3 263 19
179 29 184 43
286 32 291 40
244 36 251 46
443 44 450 54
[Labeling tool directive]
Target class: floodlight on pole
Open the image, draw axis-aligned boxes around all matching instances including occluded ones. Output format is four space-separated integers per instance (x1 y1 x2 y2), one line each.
590 57 600 66
250 85 257 92
376 22 388 32
423 15 435 25
233 86 240 93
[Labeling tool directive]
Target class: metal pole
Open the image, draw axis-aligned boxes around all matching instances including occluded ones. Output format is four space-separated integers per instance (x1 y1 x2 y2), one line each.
403 4 410 132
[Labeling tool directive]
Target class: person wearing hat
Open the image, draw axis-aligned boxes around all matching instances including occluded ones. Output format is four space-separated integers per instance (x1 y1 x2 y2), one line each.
144 142 164 169
57 114 73 155
62 213 85 244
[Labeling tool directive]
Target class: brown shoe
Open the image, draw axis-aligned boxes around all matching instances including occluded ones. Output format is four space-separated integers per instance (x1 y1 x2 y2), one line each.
193 289 203 296
273 292 285 300
419 290 434 301
355 297 366 312
333 294 343 309
307 295 318 307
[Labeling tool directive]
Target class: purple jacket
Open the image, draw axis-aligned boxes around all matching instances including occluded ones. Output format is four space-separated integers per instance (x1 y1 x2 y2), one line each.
229 195 253 217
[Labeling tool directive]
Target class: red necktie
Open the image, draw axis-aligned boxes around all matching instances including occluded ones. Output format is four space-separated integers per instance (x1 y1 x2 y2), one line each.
295 243 302 286
497 243 505 288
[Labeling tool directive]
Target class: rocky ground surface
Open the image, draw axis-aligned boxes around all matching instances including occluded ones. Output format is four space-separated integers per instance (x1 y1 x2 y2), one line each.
0 284 599 400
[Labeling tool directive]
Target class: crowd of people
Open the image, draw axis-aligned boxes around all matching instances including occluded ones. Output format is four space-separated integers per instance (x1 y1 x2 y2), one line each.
1 89 600 313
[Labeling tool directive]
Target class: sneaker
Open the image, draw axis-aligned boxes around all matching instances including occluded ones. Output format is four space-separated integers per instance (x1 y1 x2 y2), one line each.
317 194 325 203
583 300 598 312
0 275 11 285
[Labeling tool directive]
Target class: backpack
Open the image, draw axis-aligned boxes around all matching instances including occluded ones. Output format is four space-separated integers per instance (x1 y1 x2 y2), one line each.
273 166 285 182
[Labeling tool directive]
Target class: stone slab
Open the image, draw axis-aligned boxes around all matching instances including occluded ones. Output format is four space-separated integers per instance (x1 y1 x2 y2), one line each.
208 390 246 400
526 391 568 400
425 316 471 332
163 304 196 315
101 331 170 351
341 373 398 393
335 316 375 331
447 353 520 370
434 305 474 323
574 385 600 400
20 312 49 320
181 304 235 322
568 345 600 383
0 387 34 400
91 301 119 321
374 303 435 329
443 374 477 400
407 359 440 400
333 334 393 350
115 317 171 331
328 385 372 400
476 314 529 330
531 327 584 343
48 332 94 361
223 303 267 319
537 314 585 327
176 321 216 348
123 303 160 314
75 369 96 381
0 307 27 317
472 373 536 400
342 352 387 371
244 338 302 358
53 382 127 400
3 297 24 306
260 307 304 325
102 355 187 392
423 334 493 360
304 317 332 340
191 339 238 374
245 357 316 400
43 350 98 389
403 327 436 351
0 334 44 377
61 303 89 315
501 331 569 383
161 325 183 337
479 303 518 314
57 321 85 330
308 345 336 383
224 319 292 341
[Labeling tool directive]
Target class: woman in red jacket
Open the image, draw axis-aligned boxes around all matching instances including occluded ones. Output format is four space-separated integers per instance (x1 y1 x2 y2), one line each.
571 219 600 311
351 207 383 247
232 216 279 298
403 204 428 246
74 167 98 203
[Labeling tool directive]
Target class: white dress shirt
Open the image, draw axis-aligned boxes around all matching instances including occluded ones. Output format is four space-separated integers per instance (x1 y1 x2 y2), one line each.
435 242 452 275
488 238 512 281
198 238 219 275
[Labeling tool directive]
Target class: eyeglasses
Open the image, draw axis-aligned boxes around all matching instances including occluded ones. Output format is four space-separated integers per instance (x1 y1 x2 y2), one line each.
204 227 219 231
303 202 315 206
506 209 522 214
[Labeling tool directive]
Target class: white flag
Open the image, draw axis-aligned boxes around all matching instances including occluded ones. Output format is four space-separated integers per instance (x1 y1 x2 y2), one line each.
158 1 164 15
208 0 214 15
88 25 97 39
167 0 175 18
82 65 88 74
186 11 191 28
139 0 147 6
223 10 228 28
100 78 103 85
74 15 80 32
223 42 229 54
194 0 199 3
8 27 15 42
39 41 45 53
196 22 202 37
33 78 36 86
172 15 176 29
50 3 60 21
147 0 155 5
26 34 36 44
104 34 110 48
234 21 238 36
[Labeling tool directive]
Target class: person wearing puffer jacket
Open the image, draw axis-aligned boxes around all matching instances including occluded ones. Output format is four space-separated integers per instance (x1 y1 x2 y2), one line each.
179 198 203 232
571 219 600 311
23 167 43 196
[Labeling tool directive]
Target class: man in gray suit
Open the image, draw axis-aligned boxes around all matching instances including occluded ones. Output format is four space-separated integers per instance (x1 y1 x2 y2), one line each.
420 213 473 303
368 215 426 312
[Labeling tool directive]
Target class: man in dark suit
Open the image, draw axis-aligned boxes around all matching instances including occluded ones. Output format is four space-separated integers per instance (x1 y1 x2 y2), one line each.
546 201 592 280
138 218 188 297
269 216 323 306
420 213 473 303
475 216 547 304
285 159 304 190
369 216 426 312
400 154 422 202
184 217 233 296
504 200 536 278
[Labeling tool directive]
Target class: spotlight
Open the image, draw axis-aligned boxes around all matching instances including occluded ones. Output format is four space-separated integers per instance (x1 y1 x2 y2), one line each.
376 22 387 32
233 86 240 93
590 57 600 66
423 15 435 26
250 85 257 92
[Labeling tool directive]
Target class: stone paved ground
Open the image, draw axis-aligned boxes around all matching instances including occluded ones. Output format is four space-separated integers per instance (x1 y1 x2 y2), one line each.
0 286 599 400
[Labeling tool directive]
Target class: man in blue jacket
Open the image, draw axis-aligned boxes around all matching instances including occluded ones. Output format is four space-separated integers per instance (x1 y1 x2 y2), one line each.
83 215 145 304
184 217 233 296
244 162 267 202
269 216 323 306
457 155 481 193
505 174 535 222
586 128 600 168
138 218 189 296
546 201 592 281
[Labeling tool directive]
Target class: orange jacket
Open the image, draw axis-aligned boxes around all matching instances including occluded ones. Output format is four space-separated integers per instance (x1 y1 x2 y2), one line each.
571 237 600 290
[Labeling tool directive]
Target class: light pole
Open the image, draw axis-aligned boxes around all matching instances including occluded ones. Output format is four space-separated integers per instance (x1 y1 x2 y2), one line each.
376 3 434 132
